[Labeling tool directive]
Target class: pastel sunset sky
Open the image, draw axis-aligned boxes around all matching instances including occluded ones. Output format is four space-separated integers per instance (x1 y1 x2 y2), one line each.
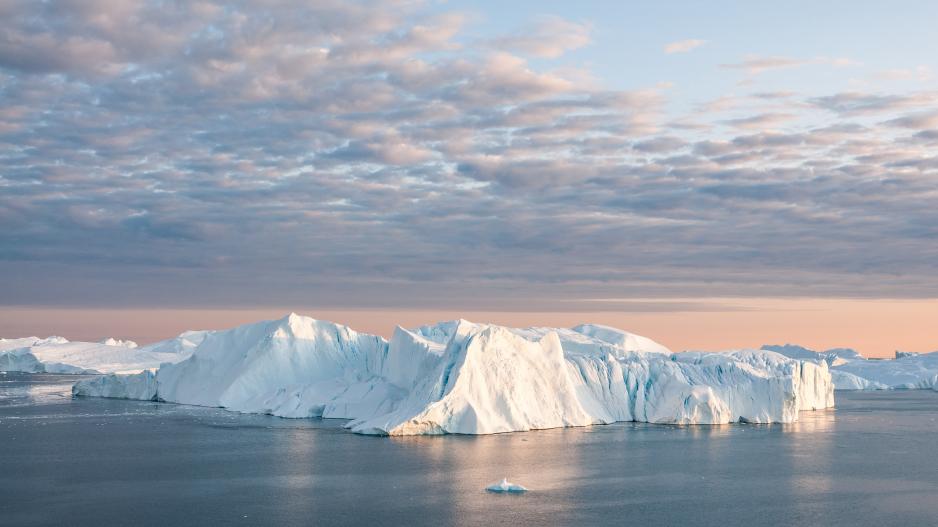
1 1 936 356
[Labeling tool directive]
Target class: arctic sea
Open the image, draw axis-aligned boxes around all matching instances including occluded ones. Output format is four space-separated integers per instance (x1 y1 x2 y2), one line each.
2 373 937 526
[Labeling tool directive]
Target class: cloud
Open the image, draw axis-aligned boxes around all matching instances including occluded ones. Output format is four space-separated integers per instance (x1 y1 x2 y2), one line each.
664 39 707 54
2 1 938 309
633 136 688 153
720 113 797 130
489 15 591 58
883 111 938 129
809 91 938 116
721 56 808 75
721 55 859 75
871 66 933 82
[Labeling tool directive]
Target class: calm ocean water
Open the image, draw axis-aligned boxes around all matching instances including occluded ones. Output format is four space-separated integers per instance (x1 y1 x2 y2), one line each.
1 372 937 526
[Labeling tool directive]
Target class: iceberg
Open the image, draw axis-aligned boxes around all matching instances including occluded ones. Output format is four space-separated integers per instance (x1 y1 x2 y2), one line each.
73 313 834 435
761 344 862 366
71 370 160 400
99 338 138 349
138 330 209 355
764 343 938 390
486 478 528 493
832 352 938 390
0 335 195 375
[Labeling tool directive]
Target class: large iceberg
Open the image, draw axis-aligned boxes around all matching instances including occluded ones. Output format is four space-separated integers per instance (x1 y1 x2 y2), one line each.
73 314 834 435
0 334 196 375
764 343 938 391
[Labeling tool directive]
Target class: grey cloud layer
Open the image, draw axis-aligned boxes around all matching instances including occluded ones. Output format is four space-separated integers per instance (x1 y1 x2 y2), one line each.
2 0 938 308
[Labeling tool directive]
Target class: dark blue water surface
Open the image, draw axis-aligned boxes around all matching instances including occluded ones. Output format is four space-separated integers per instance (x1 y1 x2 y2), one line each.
2 372 938 526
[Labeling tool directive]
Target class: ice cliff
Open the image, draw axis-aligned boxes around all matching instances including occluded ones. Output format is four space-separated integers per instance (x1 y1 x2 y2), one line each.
73 314 834 435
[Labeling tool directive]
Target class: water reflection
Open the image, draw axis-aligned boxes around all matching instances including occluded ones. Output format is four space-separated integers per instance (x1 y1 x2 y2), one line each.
3 375 938 527
0 372 92 408
385 414 845 525
786 409 836 502
272 428 319 520
385 428 585 525
782 407 836 434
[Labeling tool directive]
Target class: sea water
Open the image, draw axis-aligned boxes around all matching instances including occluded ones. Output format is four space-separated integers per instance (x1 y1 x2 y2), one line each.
1 373 937 526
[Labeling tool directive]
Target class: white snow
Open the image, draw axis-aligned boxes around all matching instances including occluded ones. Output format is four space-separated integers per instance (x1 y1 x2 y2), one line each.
73 314 834 435
829 370 889 391
765 343 938 391
0 334 195 375
0 336 68 352
99 338 138 349
486 478 528 493
761 344 863 365
138 330 209 355
832 352 938 390
570 323 672 355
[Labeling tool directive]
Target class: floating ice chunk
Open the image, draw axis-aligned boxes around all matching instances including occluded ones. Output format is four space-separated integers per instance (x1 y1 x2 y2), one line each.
485 478 528 493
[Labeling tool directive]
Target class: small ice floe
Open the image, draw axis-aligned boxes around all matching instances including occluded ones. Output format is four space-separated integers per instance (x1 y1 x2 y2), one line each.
485 478 528 493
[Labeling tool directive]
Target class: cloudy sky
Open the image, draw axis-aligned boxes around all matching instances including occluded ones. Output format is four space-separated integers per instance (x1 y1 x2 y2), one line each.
2 1 937 352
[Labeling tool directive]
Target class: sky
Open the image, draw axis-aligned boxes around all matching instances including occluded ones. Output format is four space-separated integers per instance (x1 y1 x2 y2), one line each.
1 1 937 355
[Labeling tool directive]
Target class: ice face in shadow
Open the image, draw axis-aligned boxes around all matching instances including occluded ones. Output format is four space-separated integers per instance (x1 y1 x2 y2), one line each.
73 314 835 435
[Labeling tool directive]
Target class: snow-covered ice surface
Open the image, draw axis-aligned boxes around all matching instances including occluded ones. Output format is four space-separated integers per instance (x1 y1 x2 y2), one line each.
0 334 196 375
764 343 938 391
762 344 863 365
99 338 138 349
832 353 938 390
74 314 834 435
138 330 209 355
486 478 528 493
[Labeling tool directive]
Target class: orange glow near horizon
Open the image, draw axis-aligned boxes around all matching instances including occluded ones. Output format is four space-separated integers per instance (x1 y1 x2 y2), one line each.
1 298 935 358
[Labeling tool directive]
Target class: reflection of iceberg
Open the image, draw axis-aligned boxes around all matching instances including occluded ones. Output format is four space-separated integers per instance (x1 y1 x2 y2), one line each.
74 314 835 435
485 478 528 493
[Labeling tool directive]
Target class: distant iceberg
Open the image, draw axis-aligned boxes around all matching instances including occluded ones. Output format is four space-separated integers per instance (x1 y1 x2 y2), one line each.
98 338 138 349
486 478 528 493
763 343 938 391
73 313 835 435
0 333 197 375
761 344 863 366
